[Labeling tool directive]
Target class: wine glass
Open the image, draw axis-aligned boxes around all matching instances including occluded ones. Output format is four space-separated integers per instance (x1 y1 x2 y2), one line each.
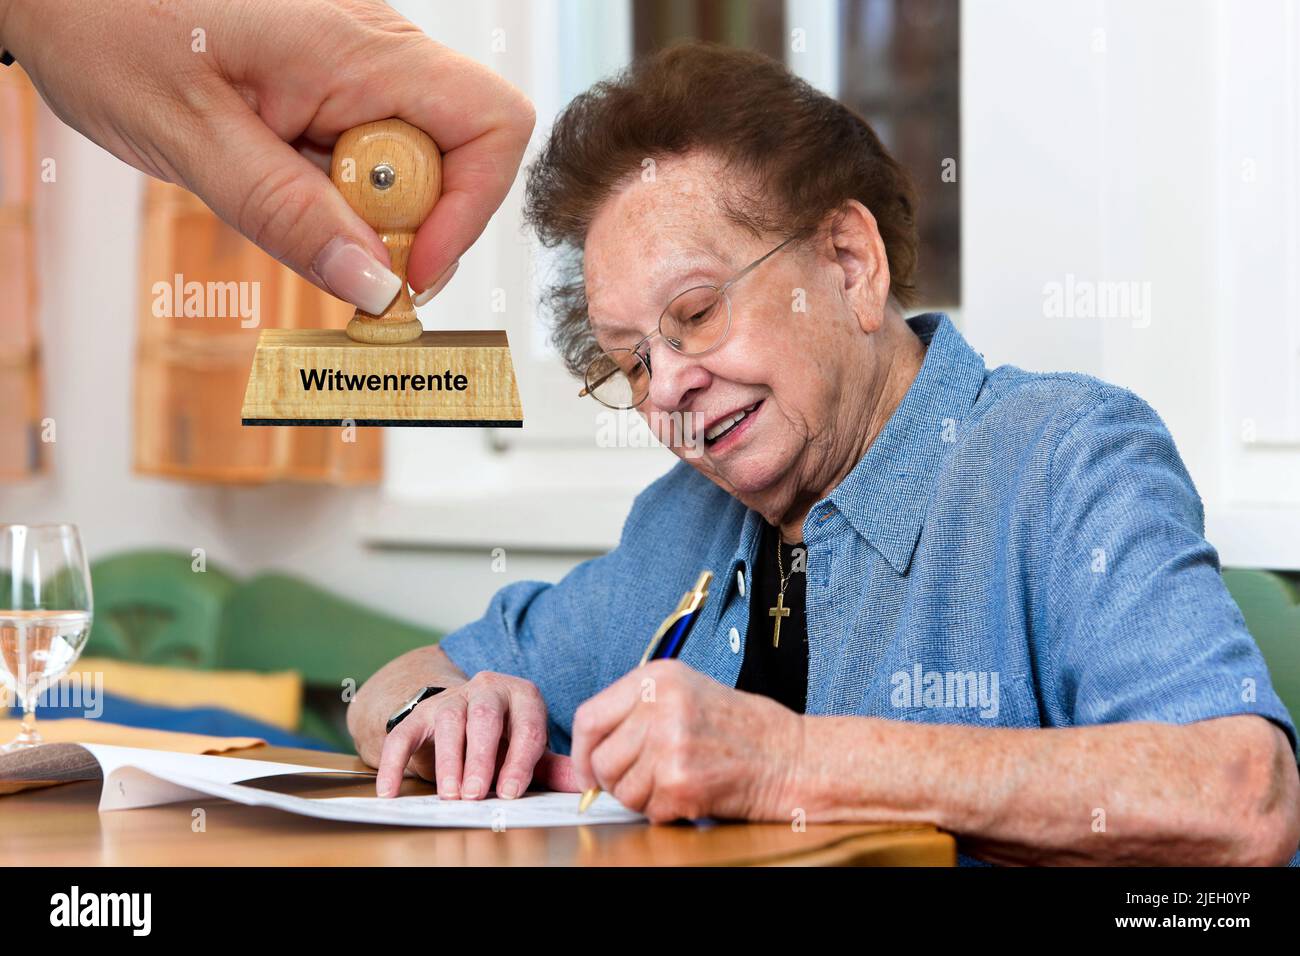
0 524 94 751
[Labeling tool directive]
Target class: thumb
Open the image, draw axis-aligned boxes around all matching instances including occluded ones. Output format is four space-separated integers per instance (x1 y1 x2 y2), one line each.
532 752 582 793
170 104 403 316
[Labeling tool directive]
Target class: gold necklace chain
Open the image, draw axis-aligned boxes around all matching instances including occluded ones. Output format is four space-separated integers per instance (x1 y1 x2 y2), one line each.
775 533 792 594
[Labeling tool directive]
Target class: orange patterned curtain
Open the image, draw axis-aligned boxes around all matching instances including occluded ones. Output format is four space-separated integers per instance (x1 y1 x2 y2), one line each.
134 180 382 483
0 66 43 482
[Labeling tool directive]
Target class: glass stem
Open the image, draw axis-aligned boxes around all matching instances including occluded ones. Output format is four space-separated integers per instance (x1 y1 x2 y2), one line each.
11 694 40 747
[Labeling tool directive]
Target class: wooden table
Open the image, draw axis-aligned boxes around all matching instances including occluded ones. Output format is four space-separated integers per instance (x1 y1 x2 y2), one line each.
0 744 955 866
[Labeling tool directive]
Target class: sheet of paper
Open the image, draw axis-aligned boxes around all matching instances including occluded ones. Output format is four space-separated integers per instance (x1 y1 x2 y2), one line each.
82 743 373 811
131 779 645 828
81 743 644 827
316 791 644 827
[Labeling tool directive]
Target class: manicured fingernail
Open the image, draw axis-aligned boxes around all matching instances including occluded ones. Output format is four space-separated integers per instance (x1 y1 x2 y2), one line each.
440 777 459 798
462 775 483 799
499 778 520 799
314 237 401 315
412 260 460 306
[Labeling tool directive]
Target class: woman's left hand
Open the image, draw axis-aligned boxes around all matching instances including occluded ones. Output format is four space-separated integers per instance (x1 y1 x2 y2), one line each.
570 659 805 823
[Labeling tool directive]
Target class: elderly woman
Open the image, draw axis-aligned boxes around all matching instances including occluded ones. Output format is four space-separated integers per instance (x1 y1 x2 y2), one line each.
348 42 1299 865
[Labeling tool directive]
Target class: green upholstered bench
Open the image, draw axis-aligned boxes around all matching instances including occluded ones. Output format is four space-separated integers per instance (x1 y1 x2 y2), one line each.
82 550 442 751
1222 568 1300 731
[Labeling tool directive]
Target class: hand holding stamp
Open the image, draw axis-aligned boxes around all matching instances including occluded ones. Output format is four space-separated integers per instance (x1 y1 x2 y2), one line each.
332 120 442 344
240 119 522 427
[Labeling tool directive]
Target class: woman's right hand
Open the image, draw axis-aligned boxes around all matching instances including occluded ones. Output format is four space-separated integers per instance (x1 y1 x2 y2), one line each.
376 671 577 800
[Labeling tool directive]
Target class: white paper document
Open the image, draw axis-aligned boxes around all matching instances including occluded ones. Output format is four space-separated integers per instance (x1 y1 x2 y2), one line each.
83 743 376 811
314 791 643 827
81 744 644 828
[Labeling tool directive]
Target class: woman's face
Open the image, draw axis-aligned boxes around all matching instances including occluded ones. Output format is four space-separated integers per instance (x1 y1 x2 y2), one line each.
583 152 893 523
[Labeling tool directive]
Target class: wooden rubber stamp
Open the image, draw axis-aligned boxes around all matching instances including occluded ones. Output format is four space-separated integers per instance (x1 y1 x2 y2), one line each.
241 119 523 427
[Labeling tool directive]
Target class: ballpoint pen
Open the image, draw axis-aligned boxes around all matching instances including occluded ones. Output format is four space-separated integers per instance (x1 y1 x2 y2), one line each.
576 570 713 814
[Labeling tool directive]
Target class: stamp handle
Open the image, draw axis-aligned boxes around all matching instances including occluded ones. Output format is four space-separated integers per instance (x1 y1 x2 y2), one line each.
330 119 442 344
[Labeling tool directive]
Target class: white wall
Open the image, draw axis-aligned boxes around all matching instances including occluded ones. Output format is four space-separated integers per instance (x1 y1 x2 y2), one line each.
963 0 1300 568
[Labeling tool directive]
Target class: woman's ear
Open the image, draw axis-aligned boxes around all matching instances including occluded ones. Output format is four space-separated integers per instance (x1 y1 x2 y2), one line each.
828 200 891 334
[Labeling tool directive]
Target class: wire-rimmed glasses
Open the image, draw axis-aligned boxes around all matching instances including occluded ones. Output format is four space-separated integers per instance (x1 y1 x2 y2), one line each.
580 236 795 409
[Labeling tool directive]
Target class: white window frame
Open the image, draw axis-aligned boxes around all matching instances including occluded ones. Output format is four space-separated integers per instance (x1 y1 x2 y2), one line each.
1207 0 1300 568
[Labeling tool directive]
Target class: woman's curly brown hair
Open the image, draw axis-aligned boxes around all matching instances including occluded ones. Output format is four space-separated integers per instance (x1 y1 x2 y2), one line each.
523 40 919 378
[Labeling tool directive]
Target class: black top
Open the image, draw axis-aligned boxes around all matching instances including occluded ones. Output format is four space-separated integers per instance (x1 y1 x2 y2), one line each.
736 521 809 713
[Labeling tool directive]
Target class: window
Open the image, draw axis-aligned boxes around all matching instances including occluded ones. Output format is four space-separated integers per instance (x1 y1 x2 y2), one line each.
838 0 960 307
633 0 786 56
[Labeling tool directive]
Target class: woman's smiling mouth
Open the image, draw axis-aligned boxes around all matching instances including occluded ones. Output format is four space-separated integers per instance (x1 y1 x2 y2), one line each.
704 400 763 451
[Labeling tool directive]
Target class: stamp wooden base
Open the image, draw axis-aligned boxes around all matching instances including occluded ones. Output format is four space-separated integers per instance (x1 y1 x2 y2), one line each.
240 329 523 427
237 119 525 429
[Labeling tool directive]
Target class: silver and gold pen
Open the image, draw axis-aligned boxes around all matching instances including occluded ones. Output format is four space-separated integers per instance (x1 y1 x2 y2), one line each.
577 570 713 813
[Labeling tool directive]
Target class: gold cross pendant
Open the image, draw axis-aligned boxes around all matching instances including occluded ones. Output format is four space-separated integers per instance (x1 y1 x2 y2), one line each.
769 592 790 648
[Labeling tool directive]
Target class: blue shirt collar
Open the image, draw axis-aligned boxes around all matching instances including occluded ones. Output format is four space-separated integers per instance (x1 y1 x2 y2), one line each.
728 312 987 580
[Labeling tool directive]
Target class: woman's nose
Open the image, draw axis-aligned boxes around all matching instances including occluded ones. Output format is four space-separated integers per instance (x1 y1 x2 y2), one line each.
645 341 711 411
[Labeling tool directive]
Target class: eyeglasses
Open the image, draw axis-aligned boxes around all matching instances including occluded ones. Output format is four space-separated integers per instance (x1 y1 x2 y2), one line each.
579 236 795 409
